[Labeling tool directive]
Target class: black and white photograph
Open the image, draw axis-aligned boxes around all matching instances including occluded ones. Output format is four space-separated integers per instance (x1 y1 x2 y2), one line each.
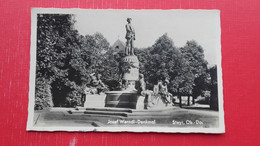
27 8 224 133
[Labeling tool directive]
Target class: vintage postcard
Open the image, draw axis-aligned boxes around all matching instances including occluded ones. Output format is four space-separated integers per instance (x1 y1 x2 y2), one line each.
27 8 224 133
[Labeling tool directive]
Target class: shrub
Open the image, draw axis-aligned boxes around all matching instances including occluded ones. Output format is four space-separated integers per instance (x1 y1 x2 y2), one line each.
34 78 53 110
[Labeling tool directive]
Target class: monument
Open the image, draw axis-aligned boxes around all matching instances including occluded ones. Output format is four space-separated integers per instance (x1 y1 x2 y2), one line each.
105 18 144 109
125 17 135 56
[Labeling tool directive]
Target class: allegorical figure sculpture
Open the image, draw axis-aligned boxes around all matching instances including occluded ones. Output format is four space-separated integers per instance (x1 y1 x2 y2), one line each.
125 18 135 56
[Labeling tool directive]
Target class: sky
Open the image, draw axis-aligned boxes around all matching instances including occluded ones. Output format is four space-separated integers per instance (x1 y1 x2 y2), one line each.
74 9 221 65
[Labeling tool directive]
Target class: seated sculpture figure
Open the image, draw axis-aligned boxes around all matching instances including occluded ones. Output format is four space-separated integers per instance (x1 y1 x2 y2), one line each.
81 73 107 107
84 73 107 95
136 74 154 109
158 79 173 106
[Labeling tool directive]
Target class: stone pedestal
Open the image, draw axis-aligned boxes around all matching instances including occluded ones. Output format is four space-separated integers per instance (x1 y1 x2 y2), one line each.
121 55 139 91
105 55 143 109
105 90 145 109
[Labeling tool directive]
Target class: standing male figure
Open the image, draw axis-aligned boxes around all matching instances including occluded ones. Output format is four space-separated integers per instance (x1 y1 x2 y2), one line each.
125 18 135 56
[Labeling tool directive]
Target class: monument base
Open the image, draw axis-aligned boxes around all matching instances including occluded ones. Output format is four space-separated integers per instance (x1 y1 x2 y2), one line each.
105 54 142 109
105 90 145 109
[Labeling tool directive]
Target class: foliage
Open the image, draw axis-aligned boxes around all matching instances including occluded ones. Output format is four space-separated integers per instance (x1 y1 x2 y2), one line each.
192 72 211 98
180 40 209 98
209 65 219 110
35 15 216 109
180 41 208 78
36 14 78 80
136 34 196 95
34 77 53 110
135 34 215 108
36 14 111 109
136 34 176 83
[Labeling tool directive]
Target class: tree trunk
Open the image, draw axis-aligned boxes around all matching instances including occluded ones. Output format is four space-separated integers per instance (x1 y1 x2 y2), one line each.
192 96 195 104
187 96 190 106
179 95 182 108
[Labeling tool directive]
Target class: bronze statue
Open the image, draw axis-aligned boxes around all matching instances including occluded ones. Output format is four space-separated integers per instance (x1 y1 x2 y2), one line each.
125 18 135 56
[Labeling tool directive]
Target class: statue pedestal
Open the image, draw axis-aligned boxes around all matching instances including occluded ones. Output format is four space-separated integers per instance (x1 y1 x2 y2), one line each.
105 90 145 109
121 55 139 90
105 55 144 109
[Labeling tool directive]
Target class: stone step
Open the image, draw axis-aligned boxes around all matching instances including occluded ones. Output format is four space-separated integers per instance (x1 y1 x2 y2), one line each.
86 111 127 117
65 112 126 119
77 106 177 113
69 110 128 117
75 107 133 113
69 107 179 118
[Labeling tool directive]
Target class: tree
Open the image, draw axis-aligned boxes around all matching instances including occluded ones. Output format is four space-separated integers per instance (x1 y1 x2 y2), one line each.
81 33 110 75
101 49 122 90
142 34 178 84
36 14 78 80
137 36 210 107
192 72 211 104
180 41 208 78
209 65 218 110
135 34 189 107
36 14 92 108
36 14 79 108
180 40 208 106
